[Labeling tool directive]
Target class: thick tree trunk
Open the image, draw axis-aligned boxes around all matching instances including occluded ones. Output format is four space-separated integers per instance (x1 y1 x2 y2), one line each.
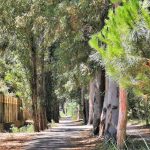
117 87 127 149
104 78 119 141
77 88 83 121
99 77 109 136
81 87 86 124
81 87 89 124
45 42 59 123
93 68 105 135
30 37 40 132
38 49 47 130
85 99 89 124
53 98 59 123
92 0 109 135
88 80 95 124
45 71 52 122
39 108 47 130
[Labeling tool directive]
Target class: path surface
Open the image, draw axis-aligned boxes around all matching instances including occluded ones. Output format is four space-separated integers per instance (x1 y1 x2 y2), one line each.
0 120 150 150
25 119 98 150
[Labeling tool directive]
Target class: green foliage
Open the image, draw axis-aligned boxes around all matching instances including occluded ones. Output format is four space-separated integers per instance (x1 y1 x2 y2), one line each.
52 0 109 104
65 102 78 120
90 0 150 97
11 124 34 133
0 0 109 105
50 120 58 128
128 90 150 124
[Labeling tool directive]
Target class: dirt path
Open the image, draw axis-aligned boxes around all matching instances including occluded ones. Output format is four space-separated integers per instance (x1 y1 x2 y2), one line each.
1 120 150 150
25 119 98 150
0 119 99 150
127 124 150 140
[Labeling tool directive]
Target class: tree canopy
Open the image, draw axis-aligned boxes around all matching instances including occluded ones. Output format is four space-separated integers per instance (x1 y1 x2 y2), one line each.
90 0 150 96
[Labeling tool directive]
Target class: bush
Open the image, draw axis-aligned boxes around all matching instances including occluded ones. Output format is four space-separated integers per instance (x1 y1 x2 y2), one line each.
11 124 34 133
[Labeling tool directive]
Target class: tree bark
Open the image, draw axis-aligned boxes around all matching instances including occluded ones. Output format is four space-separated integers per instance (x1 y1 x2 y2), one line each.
99 77 109 136
30 36 40 132
104 78 119 141
38 49 47 130
53 98 59 123
144 97 149 125
45 42 59 123
81 87 89 124
85 99 89 124
45 71 53 122
117 87 127 149
93 68 105 135
77 103 83 121
88 79 95 124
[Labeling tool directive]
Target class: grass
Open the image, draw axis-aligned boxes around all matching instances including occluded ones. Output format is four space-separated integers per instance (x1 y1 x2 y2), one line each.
60 110 78 121
128 119 148 126
60 111 66 118
50 120 58 127
11 124 34 133
96 137 150 150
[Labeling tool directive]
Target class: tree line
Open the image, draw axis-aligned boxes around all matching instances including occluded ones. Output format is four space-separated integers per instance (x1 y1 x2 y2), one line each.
0 0 150 149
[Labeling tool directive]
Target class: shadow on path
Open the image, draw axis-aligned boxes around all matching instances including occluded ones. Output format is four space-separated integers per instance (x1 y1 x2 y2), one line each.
25 119 96 150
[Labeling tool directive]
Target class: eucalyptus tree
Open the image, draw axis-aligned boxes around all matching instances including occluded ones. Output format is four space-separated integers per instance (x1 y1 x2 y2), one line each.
90 0 150 148
52 0 111 131
1 0 66 131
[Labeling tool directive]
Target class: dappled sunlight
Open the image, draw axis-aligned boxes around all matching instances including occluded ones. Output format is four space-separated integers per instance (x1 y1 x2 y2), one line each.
0 0 150 149
25 119 98 150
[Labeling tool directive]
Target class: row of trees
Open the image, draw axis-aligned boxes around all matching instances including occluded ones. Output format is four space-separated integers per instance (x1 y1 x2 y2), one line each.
90 0 150 149
0 0 149 149
0 0 109 130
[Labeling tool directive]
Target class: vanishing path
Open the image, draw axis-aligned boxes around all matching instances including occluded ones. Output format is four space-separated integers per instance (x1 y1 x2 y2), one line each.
25 118 98 150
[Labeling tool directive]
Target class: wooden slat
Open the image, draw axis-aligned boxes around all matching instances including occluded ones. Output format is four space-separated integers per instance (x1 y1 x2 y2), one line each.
10 98 12 122
0 95 23 123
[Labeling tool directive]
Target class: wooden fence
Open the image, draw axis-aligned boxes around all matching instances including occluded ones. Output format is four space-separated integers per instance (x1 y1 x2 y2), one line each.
0 94 23 123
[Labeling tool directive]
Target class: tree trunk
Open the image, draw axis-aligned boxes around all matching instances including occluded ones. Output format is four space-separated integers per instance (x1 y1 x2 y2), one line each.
99 76 108 137
53 98 59 123
45 42 59 123
45 71 52 122
77 88 83 121
88 79 95 124
93 68 105 135
104 78 119 141
77 104 83 121
85 99 89 124
30 36 40 132
117 87 127 149
38 49 47 130
144 97 149 126
82 87 89 124
61 99 66 115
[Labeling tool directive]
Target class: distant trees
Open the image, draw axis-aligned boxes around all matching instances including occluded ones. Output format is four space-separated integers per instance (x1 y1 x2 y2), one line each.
1 1 150 149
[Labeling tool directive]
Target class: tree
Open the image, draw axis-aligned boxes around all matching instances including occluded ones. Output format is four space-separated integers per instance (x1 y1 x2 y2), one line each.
90 0 150 148
1 0 62 131
52 0 110 127
117 87 127 149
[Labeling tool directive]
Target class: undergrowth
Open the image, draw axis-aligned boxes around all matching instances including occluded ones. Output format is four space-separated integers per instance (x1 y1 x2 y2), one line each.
96 137 150 150
11 124 34 133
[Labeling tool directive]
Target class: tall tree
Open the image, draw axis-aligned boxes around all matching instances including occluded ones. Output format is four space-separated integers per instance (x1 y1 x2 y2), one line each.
90 0 150 147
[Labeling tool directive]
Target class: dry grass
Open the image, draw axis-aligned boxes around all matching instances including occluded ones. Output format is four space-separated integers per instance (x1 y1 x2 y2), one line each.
70 129 102 150
0 133 36 150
